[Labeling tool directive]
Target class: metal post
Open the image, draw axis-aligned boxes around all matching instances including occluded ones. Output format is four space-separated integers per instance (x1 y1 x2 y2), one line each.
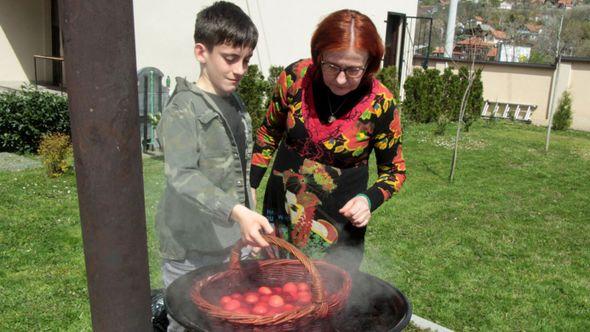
59 1 152 331
149 70 154 150
444 0 459 58
422 17 433 69
34 57 38 88
545 11 565 152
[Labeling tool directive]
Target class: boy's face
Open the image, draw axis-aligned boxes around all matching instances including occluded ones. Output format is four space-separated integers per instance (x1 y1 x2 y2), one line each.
194 43 253 96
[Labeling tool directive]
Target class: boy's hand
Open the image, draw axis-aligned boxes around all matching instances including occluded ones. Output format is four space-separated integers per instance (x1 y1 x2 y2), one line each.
231 205 273 247
339 196 371 228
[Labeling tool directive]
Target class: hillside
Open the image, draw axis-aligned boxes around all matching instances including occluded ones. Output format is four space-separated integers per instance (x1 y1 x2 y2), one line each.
417 0 590 63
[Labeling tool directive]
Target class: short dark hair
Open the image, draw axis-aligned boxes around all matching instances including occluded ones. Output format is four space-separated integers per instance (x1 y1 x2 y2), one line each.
194 1 258 50
311 9 384 77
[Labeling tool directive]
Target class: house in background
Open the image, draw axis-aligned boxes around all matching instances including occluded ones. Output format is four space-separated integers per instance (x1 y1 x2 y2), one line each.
0 0 62 89
1 0 418 92
499 1 513 10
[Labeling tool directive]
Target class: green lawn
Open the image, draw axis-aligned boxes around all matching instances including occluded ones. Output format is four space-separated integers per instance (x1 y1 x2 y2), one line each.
364 122 590 331
1 121 588 331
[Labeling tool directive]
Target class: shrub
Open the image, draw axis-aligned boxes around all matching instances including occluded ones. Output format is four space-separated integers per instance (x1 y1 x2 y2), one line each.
402 68 443 123
265 65 284 105
461 67 484 132
434 112 450 136
38 133 73 177
0 85 70 154
552 91 573 131
238 65 270 134
375 66 400 100
440 67 462 121
401 66 484 132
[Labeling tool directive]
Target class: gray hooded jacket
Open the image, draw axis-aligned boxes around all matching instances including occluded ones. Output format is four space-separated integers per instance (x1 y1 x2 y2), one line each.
155 77 254 259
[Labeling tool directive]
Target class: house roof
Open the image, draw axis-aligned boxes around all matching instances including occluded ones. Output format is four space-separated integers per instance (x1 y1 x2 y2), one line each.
457 37 494 47
432 46 463 57
525 23 542 33
491 29 508 40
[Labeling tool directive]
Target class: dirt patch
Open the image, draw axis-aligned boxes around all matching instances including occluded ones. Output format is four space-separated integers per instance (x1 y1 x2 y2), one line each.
0 152 42 172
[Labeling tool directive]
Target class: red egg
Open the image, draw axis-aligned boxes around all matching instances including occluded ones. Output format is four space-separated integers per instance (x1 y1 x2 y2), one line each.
296 282 310 292
251 303 269 315
296 291 312 304
219 295 232 306
282 282 298 298
222 299 241 311
258 286 273 295
268 295 285 308
235 307 251 315
243 292 259 304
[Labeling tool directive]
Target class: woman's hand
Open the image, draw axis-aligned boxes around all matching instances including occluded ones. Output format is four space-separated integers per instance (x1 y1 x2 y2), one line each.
231 205 274 247
339 196 371 228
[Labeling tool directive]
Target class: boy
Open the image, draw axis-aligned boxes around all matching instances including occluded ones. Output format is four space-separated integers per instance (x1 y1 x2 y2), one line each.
156 2 272 330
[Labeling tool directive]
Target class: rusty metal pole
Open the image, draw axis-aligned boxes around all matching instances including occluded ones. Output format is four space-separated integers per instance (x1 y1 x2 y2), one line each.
59 1 152 330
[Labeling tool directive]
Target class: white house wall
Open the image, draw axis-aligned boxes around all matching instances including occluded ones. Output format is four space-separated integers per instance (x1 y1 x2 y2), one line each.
0 0 52 86
133 0 417 88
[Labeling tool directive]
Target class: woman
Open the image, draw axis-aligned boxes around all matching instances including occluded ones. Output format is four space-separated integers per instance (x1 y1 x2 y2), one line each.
250 9 406 272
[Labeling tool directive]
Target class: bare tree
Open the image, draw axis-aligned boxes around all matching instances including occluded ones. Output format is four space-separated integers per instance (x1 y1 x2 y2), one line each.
449 54 478 183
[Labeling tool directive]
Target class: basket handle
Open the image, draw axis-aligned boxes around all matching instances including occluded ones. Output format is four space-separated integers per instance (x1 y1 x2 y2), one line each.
229 235 327 309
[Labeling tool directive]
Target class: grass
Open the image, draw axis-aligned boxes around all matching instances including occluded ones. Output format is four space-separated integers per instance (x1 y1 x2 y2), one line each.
0 121 588 331
0 155 165 331
364 121 590 331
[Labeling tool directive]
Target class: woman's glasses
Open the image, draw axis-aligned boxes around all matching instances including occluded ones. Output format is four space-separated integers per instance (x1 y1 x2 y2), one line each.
320 61 366 79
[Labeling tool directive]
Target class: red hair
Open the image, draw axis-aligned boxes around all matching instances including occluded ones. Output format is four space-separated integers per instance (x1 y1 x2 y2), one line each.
311 9 384 77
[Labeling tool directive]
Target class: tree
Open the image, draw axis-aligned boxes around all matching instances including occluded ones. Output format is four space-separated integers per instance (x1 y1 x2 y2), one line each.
238 65 269 134
375 66 400 100
552 91 573 131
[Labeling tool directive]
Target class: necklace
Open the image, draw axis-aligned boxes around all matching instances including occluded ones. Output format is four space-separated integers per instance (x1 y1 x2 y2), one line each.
327 94 348 123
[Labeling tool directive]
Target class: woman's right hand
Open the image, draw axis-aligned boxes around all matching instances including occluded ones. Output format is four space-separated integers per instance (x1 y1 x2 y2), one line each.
339 195 372 228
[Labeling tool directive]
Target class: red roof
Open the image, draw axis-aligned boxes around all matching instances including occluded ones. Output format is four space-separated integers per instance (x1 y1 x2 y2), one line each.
558 0 573 6
491 29 508 40
457 37 494 47
525 24 542 33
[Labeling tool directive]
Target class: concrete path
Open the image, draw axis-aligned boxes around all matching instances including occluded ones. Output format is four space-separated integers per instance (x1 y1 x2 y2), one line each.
0 152 42 172
411 314 454 331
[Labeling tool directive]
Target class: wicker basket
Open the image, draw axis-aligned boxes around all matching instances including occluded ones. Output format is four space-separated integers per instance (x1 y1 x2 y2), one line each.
190 235 352 331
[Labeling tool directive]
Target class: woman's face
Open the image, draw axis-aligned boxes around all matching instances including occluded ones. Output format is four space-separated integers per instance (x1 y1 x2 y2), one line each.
320 48 369 96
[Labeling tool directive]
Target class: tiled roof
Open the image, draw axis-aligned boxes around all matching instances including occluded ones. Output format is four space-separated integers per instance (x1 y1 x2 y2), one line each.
491 29 508 39
457 37 494 47
525 23 542 33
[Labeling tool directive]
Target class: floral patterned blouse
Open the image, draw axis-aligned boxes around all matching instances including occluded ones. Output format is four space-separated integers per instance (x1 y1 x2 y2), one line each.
250 59 406 211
